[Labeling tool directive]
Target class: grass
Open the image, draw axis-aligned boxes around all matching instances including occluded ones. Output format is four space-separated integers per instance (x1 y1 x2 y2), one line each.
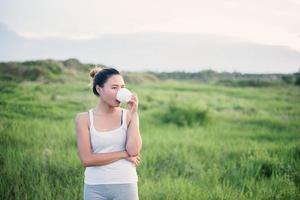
0 71 299 199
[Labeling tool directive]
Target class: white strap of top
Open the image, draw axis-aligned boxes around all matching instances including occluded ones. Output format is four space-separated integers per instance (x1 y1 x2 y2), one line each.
88 109 94 130
122 109 126 127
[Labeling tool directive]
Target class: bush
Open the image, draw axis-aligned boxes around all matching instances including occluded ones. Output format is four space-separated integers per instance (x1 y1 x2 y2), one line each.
295 76 300 86
23 60 63 75
0 60 63 82
281 75 295 84
217 79 275 87
62 58 91 71
160 101 210 127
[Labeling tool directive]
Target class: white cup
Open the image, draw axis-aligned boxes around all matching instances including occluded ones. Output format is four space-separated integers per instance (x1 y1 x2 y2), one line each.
116 88 132 103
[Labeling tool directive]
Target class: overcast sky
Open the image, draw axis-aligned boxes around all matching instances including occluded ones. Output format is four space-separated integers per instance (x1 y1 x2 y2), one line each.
1 0 300 73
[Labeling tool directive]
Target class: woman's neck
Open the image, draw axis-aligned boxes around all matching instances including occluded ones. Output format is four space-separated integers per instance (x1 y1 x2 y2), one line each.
95 101 118 115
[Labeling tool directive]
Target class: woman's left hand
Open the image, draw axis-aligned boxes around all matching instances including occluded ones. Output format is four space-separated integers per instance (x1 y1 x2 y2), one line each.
127 93 139 115
125 154 141 167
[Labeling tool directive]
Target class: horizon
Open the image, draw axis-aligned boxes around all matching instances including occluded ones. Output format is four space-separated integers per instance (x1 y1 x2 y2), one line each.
1 57 299 75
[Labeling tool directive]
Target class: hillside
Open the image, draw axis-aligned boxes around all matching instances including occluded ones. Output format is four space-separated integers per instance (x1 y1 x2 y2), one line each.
0 58 299 87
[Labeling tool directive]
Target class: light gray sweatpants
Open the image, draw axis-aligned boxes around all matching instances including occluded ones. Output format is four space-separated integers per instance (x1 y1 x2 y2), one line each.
84 183 139 200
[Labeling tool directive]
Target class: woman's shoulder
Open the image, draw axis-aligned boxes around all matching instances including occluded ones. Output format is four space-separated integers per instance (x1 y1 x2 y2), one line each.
75 111 89 125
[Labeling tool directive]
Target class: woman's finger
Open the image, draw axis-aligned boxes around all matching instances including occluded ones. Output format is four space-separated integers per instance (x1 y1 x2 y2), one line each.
131 94 138 103
128 98 137 103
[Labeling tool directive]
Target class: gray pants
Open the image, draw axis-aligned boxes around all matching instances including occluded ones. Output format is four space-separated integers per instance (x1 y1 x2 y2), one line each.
84 183 139 200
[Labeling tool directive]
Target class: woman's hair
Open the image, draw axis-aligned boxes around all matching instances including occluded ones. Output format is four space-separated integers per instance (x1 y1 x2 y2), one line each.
89 66 120 96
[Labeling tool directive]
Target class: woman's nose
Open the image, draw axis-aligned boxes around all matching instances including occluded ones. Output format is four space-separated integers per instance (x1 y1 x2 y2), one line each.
116 89 121 95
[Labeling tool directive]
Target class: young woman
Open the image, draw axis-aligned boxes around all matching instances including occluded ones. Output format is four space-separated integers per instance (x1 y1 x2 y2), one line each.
75 67 142 200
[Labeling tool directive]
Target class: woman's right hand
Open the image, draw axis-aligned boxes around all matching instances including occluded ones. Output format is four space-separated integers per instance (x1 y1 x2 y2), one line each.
125 154 141 167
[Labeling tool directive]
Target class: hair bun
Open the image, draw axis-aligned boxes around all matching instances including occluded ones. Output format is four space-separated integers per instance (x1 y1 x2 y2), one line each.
89 67 103 78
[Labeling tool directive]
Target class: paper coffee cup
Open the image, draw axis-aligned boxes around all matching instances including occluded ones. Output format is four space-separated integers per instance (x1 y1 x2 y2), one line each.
116 88 132 103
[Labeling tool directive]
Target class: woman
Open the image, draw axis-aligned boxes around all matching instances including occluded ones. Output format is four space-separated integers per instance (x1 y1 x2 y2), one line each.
75 67 142 200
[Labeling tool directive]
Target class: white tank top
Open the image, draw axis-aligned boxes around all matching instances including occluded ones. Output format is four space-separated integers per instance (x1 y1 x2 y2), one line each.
84 108 138 185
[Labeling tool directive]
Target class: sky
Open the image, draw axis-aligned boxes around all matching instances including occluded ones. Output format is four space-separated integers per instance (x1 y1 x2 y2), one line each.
0 0 300 73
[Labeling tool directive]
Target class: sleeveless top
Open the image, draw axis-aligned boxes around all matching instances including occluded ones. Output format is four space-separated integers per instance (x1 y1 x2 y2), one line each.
84 108 138 185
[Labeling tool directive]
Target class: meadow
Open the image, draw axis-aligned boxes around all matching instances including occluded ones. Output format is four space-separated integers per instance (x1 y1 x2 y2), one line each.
0 65 299 199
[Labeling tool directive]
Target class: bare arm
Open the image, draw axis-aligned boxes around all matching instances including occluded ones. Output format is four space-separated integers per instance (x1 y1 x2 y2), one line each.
126 94 143 156
75 112 129 167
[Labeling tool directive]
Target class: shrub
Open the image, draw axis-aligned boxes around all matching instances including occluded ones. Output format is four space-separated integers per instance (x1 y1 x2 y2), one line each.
217 79 275 87
295 76 300 86
281 75 295 84
0 60 63 82
160 101 210 127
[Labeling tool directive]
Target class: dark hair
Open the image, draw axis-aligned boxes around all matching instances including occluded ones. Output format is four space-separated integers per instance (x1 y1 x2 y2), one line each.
89 67 120 96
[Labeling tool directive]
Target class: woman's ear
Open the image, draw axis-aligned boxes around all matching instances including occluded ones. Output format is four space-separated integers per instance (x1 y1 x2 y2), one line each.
96 85 102 95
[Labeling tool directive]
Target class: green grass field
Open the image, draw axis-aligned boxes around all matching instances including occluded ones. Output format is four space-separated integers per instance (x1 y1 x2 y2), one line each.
0 70 300 199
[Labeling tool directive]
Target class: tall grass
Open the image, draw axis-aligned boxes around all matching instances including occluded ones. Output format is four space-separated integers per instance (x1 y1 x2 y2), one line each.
0 72 299 199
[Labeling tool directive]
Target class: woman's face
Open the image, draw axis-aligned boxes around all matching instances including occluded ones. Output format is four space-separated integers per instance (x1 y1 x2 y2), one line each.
97 75 125 107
